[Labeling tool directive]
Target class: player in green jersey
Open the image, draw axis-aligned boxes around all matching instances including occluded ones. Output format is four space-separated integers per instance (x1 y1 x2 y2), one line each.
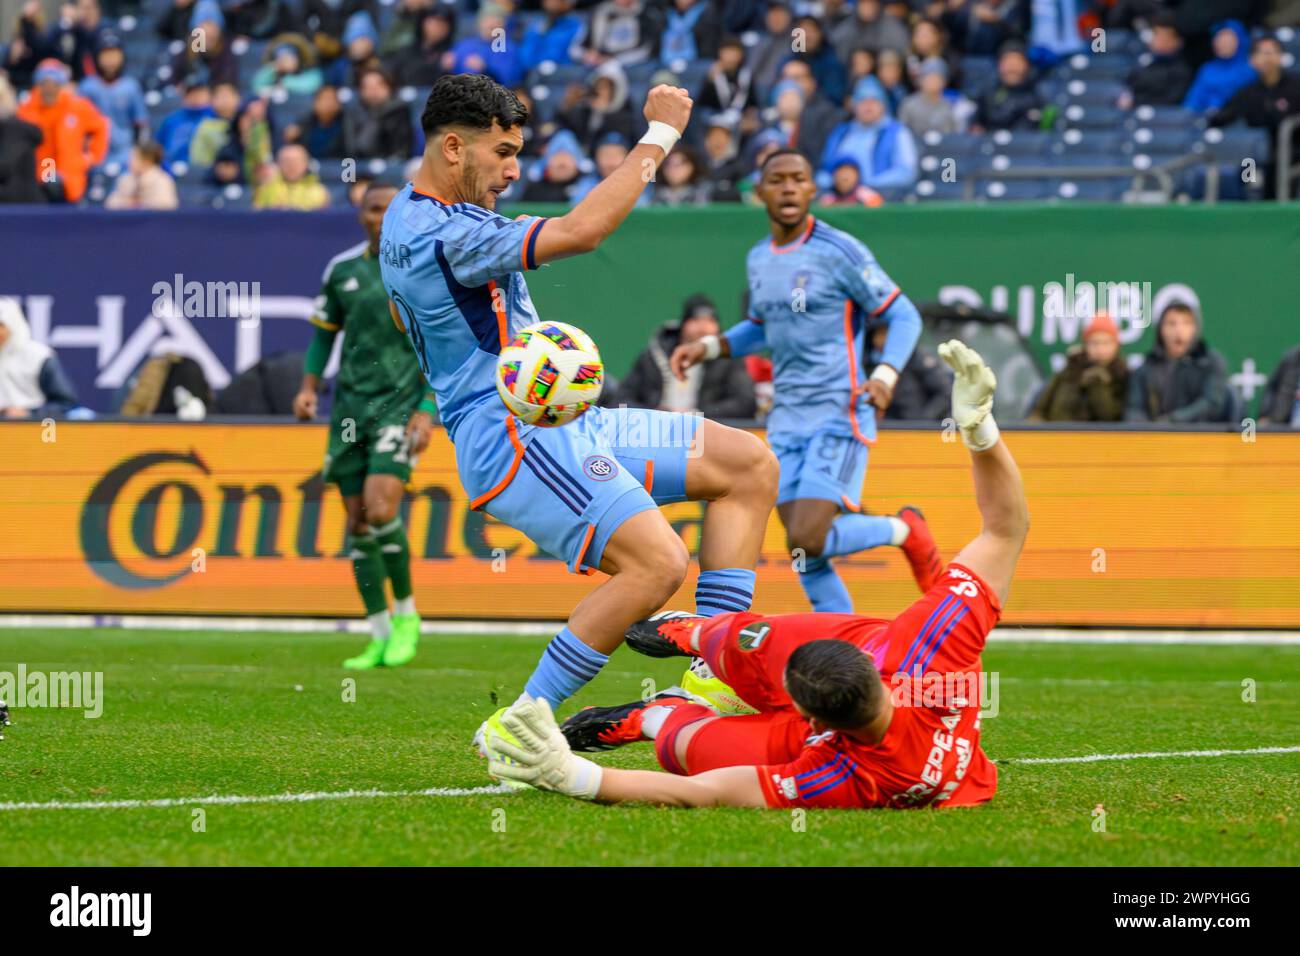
293 181 435 669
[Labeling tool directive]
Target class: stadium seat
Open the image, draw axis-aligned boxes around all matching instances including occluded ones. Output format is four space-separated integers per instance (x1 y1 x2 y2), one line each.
1051 178 1129 201
1198 125 1272 164
978 179 1049 200
1059 78 1126 108
1099 29 1147 56
911 178 965 202
1056 51 1136 81
1129 104 1203 130
177 183 218 207
1060 103 1127 130
210 185 255 210
1051 130 1129 160
983 129 1052 157
919 131 983 159
1048 151 1133 170
1130 126 1195 153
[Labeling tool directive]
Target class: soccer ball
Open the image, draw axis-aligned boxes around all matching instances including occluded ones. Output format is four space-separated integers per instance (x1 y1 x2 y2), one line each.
496 321 604 427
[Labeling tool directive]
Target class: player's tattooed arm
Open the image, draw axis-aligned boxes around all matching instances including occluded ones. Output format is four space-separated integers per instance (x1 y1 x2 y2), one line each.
531 85 693 264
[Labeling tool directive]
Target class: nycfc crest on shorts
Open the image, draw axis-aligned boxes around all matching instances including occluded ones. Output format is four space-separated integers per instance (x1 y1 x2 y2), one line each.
583 455 618 481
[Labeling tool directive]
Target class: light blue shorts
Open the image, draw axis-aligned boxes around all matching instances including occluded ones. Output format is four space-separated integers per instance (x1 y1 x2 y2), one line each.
769 425 871 511
454 402 700 573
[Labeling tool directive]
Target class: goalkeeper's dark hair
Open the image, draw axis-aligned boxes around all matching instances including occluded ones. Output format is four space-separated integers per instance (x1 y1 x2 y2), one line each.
785 640 884 729
421 73 528 138
759 146 812 176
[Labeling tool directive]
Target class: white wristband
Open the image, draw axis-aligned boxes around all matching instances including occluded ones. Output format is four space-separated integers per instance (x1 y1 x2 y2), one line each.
639 120 681 154
567 755 604 800
699 334 721 361
869 364 899 391
963 415 1001 453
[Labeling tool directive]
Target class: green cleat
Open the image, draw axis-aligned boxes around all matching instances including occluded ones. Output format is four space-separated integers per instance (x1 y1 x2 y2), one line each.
383 613 420 667
680 658 758 716
343 639 388 670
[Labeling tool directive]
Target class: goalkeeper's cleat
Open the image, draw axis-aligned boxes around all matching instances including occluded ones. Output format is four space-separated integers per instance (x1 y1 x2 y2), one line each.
560 689 695 752
342 639 387 670
474 706 533 791
897 506 943 593
382 613 420 667
624 610 703 659
680 658 758 716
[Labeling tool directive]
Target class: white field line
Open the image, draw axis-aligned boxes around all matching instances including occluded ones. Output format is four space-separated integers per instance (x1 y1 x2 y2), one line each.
0 784 512 812
2 615 1299 645
1002 745 1300 766
2 747 1297 813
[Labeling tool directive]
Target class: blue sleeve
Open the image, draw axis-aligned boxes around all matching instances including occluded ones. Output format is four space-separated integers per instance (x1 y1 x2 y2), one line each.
874 294 923 373
723 318 767 357
840 254 921 372
441 212 548 288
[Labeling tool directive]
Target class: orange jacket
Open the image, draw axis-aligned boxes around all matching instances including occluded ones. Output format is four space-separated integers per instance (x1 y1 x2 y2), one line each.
16 88 110 203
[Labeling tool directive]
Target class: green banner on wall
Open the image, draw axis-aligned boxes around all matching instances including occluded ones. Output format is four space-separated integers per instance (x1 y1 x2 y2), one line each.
507 202 1300 416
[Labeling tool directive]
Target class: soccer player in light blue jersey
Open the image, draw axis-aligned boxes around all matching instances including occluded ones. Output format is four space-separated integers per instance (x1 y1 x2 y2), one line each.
673 147 943 614
378 74 778 753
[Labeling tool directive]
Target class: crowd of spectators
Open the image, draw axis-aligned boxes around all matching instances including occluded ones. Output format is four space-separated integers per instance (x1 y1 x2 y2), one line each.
1 0 1299 207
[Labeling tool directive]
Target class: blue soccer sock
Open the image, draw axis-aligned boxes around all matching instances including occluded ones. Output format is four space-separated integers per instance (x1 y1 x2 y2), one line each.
820 513 905 559
797 557 853 613
695 568 756 617
522 627 609 707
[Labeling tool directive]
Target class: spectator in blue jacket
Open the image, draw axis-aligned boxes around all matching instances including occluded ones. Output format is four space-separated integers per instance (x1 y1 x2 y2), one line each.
449 9 524 87
156 78 215 171
520 0 586 71
818 75 917 191
77 34 147 171
1183 20 1256 114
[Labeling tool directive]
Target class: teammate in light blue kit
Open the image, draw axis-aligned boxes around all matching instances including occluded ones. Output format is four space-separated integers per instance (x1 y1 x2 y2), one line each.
673 147 943 613
379 75 778 748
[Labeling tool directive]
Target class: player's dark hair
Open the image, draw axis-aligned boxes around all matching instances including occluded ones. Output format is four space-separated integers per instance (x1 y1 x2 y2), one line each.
759 147 812 176
362 178 400 201
785 640 884 729
421 73 529 138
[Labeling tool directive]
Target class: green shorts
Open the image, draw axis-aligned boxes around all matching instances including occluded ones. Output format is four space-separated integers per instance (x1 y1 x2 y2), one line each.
323 397 417 497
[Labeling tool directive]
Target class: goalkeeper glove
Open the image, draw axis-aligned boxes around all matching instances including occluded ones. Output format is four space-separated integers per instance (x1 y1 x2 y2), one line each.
485 697 604 800
938 339 1000 452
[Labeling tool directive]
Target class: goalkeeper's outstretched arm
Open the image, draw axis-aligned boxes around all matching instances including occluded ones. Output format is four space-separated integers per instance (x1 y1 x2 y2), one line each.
487 698 769 808
593 765 767 809
937 340 1030 607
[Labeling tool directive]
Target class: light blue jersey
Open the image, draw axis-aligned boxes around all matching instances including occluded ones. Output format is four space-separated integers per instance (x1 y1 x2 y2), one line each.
725 215 921 443
379 183 548 438
725 215 922 511
378 184 697 574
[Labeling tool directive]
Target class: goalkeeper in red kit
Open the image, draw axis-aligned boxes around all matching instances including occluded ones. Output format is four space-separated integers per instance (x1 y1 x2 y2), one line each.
481 340 1028 810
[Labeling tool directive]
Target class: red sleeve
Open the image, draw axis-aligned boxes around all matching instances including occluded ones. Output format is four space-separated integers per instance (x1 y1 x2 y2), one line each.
756 743 881 809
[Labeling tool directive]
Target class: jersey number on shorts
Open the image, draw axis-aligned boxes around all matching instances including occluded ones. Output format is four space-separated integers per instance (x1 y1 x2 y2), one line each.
376 425 412 463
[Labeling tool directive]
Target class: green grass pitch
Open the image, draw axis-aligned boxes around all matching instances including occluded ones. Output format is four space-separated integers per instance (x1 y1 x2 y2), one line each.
1 627 1297 866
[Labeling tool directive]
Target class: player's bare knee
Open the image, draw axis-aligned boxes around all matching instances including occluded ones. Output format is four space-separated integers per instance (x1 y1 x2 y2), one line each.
364 499 398 527
787 529 826 560
729 429 779 502
635 534 689 603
